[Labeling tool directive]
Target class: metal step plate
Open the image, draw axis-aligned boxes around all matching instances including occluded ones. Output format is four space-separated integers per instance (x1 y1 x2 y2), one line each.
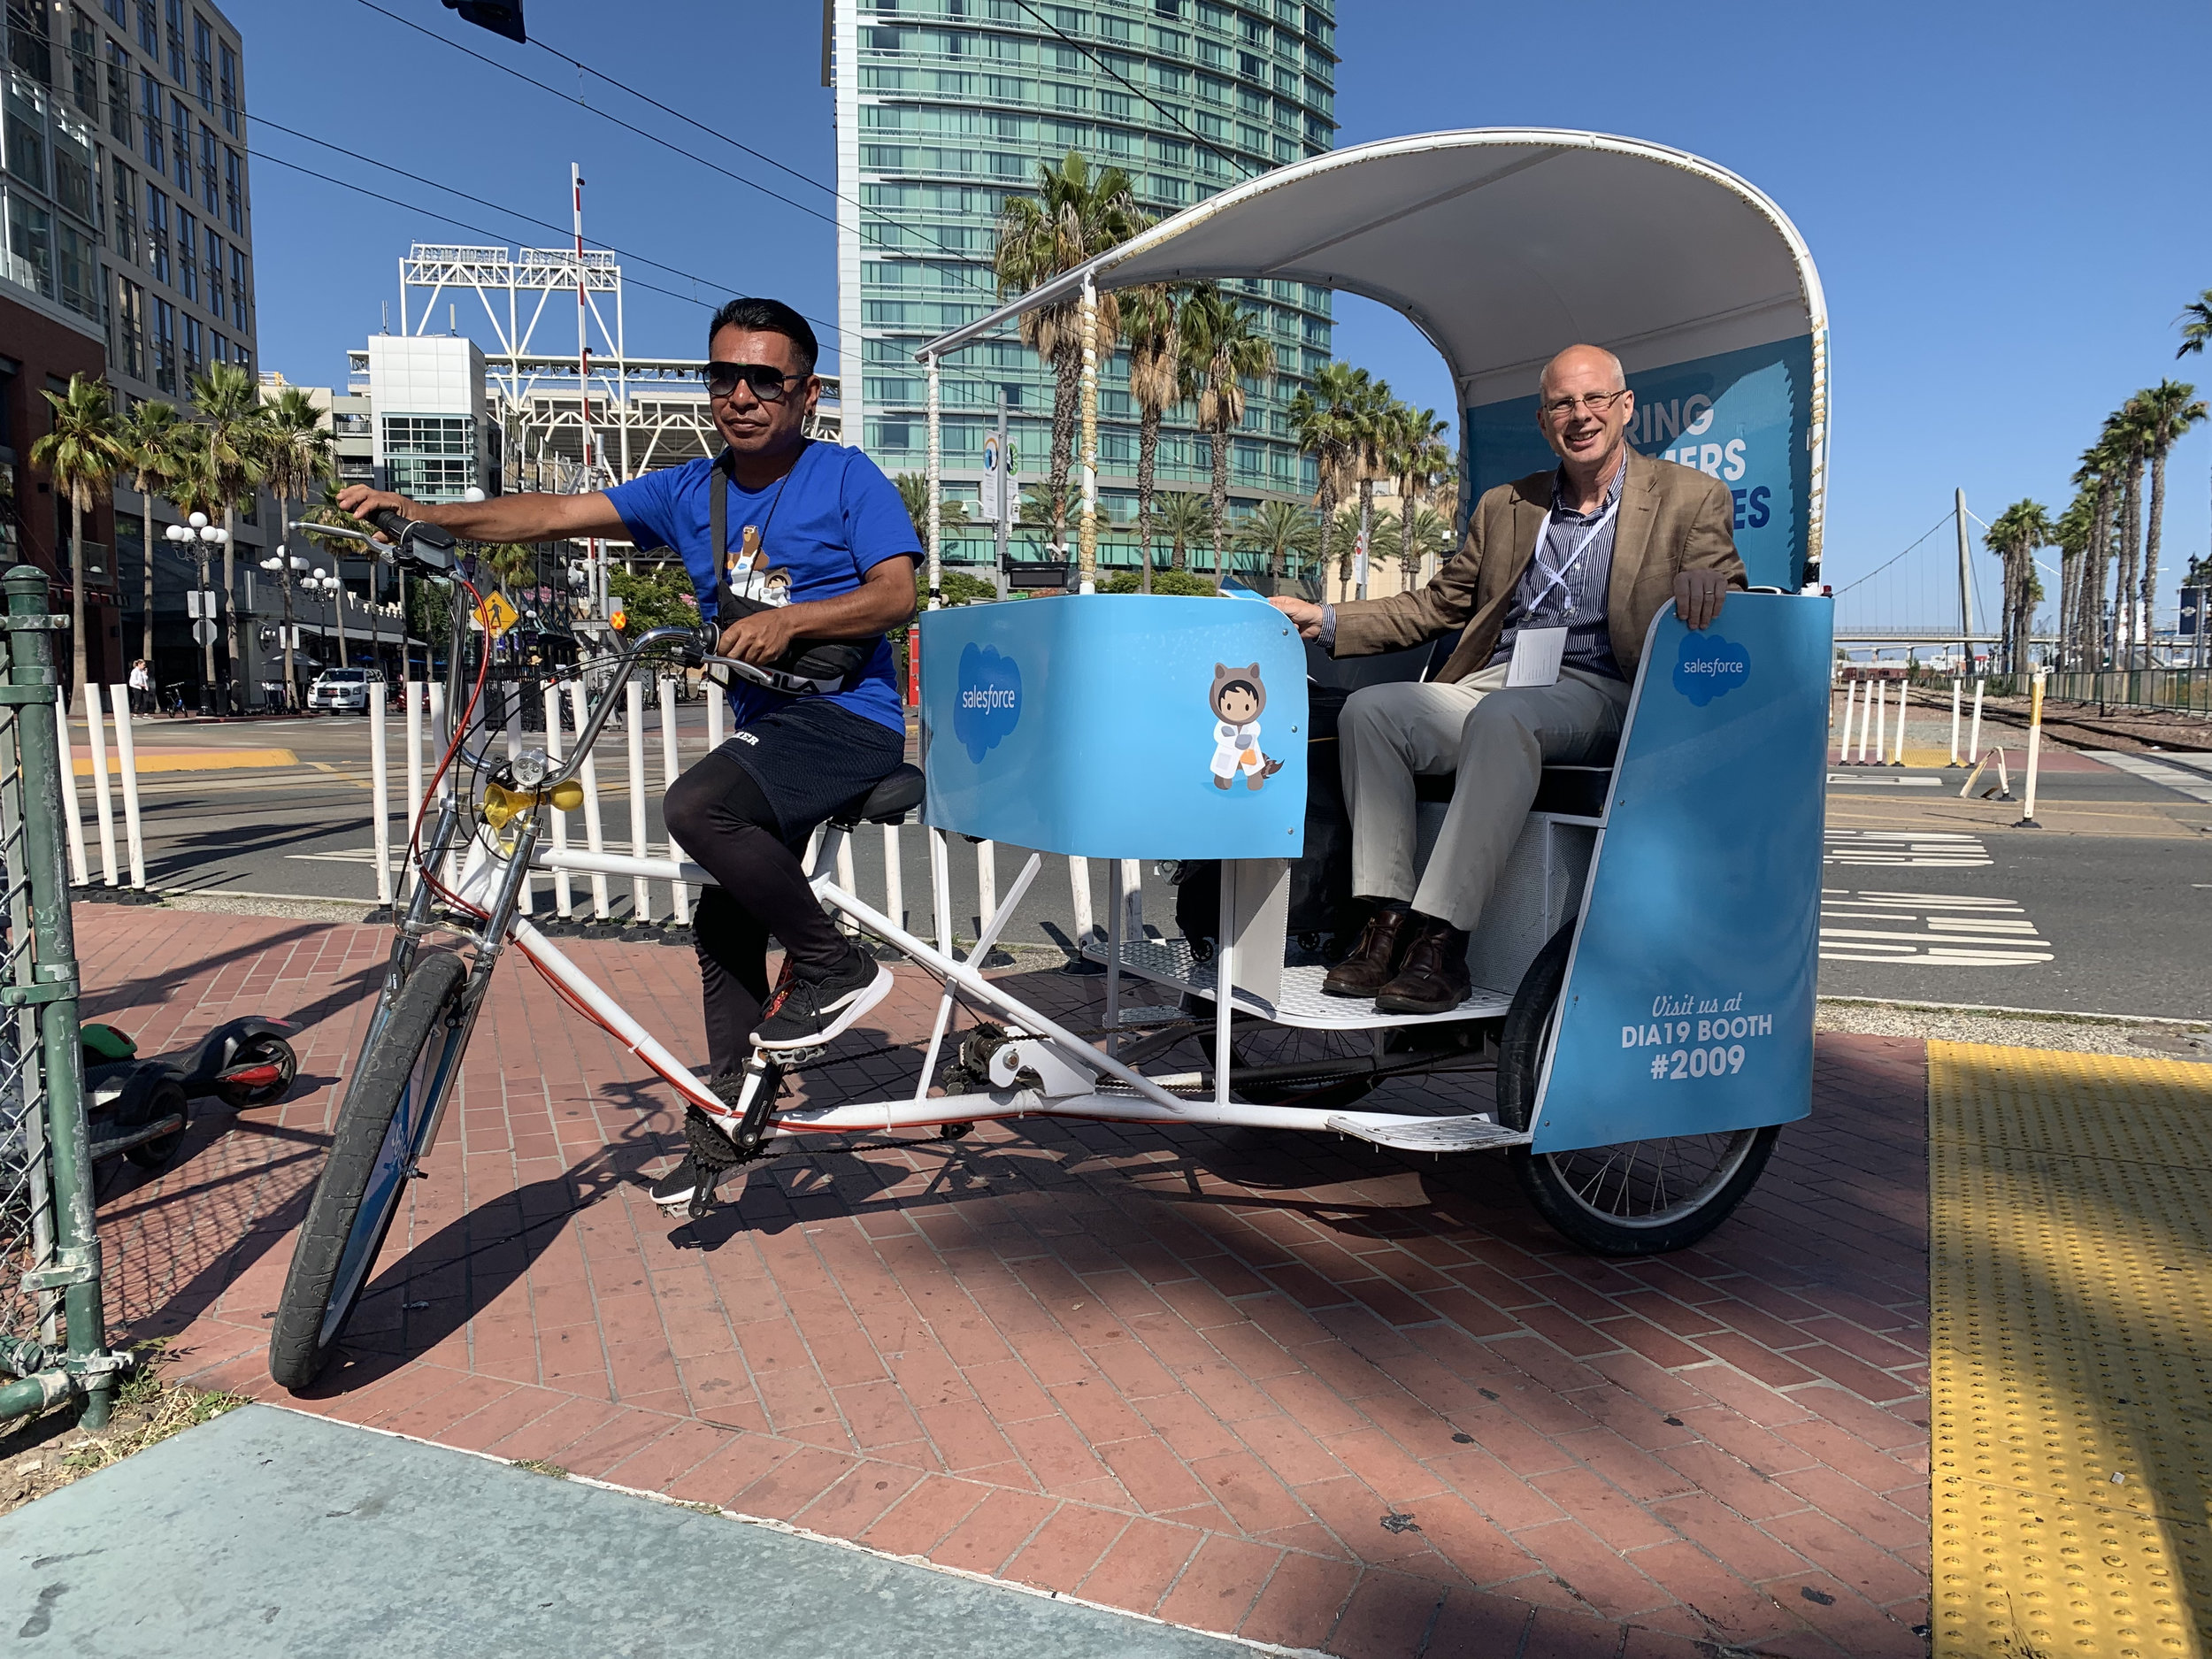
1324 1112 1532 1153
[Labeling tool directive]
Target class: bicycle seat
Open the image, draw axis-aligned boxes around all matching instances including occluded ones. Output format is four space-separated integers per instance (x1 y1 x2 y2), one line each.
830 763 926 827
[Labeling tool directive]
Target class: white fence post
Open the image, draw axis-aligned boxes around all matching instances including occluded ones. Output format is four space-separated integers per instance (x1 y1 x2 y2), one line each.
1967 679 1985 764
569 680 611 921
624 677 652 925
1890 678 1909 767
1067 855 1094 946
1836 680 1857 764
658 676 690 927
426 680 457 889
54 700 86 887
544 682 574 921
882 823 903 937
404 680 425 895
81 684 117 887
368 689 392 907
105 685 146 890
976 839 997 941
1947 678 1962 767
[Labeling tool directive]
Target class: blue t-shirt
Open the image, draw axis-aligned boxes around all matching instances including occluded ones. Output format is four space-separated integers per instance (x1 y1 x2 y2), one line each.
605 442 918 735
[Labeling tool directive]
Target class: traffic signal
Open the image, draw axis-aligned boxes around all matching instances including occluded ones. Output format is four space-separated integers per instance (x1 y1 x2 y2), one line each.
441 0 525 42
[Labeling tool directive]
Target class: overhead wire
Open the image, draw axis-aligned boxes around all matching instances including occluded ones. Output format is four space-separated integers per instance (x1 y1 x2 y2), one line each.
1828 510 1964 596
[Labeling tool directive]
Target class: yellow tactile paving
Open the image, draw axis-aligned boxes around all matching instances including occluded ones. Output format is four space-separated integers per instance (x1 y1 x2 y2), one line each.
1931 1041 2212 1657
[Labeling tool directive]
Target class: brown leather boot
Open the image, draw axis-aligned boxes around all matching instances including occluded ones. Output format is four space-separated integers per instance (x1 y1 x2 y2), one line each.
1320 906 1415 997
1374 914 1472 1015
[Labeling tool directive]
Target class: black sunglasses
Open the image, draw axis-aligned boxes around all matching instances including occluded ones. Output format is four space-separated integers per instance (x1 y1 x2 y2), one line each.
704 361 807 403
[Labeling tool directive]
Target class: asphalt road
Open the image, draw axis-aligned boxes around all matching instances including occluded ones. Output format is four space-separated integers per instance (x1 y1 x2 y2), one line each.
66 705 2212 1020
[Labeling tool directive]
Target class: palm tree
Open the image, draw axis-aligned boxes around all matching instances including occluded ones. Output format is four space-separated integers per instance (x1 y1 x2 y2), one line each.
1233 498 1320 588
1153 491 1211 574
1121 283 1182 595
186 363 267 710
259 386 332 706
28 373 125 696
1288 361 1371 590
2101 400 2152 666
895 472 972 572
1345 380 1397 597
1175 284 1272 568
2131 379 2206 668
2070 442 2118 669
113 398 181 666
992 150 1142 567
1984 500 2053 673
2052 490 2094 670
1374 505 1455 586
1386 404 1451 588
2176 293 2212 658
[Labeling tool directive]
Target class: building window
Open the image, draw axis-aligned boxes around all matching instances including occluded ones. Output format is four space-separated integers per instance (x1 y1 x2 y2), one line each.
198 124 215 212
163 0 183 81
222 145 239 231
181 313 202 377
381 415 478 500
175 208 196 298
110 157 136 257
115 276 144 377
217 38 234 132
5 198 52 298
69 8 99 117
228 242 245 330
203 227 219 317
104 39 131 143
151 295 175 392
135 0 154 52
169 95 188 191
210 329 224 363
140 69 160 169
56 221 95 318
191 12 211 105
144 183 166 280
4 92 47 194
104 0 123 20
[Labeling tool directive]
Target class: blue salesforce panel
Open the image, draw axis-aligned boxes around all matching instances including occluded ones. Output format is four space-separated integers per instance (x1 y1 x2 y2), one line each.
1531 593 1832 1154
1465 335 1817 593
919 595 1308 860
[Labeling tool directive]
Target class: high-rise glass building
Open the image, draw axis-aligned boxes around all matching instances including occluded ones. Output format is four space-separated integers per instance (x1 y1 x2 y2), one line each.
828 0 1338 567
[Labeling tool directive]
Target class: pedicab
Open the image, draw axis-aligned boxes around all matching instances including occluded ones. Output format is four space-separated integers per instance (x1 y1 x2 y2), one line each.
269 127 1833 1387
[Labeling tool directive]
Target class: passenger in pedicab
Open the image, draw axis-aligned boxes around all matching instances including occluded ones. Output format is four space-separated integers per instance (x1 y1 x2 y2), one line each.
1271 343 1746 1016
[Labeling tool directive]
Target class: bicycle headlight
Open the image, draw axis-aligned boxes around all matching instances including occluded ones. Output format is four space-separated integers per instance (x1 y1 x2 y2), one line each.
510 747 551 788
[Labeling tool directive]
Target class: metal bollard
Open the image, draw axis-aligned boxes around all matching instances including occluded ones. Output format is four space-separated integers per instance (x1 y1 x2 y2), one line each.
2013 670 2047 828
1947 677 1962 767
1967 679 1985 764
80 685 117 887
104 686 146 890
1890 677 1909 766
1068 855 1095 945
1837 680 1858 765
977 839 998 938
53 700 87 887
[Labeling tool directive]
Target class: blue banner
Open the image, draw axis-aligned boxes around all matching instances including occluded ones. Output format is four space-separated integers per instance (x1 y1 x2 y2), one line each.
1464 335 1816 592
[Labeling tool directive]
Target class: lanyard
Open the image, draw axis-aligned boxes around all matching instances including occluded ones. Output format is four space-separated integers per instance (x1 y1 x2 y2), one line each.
1526 492 1620 618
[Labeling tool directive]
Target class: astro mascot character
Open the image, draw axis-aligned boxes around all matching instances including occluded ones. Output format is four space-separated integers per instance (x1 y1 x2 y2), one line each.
1208 663 1285 792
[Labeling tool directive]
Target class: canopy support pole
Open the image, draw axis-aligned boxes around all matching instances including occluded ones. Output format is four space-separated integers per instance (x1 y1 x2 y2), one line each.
1079 276 1099 595
926 351 942 609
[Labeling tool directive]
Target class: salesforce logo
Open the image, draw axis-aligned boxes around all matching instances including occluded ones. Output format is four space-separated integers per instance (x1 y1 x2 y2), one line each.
953 641 1022 762
1671 633 1749 707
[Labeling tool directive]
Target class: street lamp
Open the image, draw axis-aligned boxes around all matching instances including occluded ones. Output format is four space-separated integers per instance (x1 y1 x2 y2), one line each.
257 552 309 710
165 511 229 714
304 567 349 672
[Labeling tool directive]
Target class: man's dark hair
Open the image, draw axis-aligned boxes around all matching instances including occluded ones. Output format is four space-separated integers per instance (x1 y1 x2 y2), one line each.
707 297 818 378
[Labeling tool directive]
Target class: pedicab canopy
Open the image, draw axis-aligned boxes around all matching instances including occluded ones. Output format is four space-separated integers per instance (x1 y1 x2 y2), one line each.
918 128 1830 592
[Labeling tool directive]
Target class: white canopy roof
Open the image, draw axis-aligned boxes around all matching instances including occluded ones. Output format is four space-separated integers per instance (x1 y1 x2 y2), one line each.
915 128 1826 411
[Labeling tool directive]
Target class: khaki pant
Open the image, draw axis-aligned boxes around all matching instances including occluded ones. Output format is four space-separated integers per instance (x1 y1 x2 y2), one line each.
1340 664 1632 932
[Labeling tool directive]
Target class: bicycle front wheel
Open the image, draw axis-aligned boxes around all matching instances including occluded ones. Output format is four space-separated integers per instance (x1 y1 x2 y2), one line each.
269 952 470 1390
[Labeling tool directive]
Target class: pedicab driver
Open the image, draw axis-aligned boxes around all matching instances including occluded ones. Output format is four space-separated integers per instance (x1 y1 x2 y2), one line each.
338 297 918 1201
1271 344 1745 1016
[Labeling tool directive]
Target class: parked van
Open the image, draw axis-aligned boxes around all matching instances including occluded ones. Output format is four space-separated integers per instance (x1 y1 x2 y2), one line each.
306 667 386 714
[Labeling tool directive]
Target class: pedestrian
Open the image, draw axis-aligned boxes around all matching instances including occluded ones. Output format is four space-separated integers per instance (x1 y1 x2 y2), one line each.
127 658 150 717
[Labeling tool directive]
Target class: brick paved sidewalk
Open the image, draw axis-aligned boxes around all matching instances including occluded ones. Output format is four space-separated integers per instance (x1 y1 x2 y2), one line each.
79 907 1931 1658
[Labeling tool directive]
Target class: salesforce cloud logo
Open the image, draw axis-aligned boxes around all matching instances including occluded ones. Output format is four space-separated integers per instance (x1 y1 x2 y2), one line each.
1672 633 1749 707
954 642 1021 762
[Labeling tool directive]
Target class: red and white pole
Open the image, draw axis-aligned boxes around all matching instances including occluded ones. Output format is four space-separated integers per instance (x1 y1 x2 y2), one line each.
572 162 603 626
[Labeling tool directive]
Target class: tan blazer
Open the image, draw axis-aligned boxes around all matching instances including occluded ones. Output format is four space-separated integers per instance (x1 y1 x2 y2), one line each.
1333 448 1747 683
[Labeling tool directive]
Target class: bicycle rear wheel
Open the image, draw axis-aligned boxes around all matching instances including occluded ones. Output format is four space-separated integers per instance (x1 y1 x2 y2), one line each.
269 953 469 1390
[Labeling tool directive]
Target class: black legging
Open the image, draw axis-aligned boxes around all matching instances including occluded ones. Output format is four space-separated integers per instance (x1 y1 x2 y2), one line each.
664 748 850 1079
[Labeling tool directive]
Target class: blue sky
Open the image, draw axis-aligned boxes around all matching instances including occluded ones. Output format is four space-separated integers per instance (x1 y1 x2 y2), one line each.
237 0 2212 619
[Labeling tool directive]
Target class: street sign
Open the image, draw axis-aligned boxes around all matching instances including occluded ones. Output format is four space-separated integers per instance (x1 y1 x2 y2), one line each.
475 589 520 637
2183 586 2206 638
978 434 1002 524
191 618 218 646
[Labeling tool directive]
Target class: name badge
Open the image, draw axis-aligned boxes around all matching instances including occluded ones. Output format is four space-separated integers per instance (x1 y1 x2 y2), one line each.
1506 626 1567 688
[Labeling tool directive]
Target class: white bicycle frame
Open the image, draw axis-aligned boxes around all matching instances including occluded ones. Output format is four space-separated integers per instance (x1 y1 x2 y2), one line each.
440 817 1527 1159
